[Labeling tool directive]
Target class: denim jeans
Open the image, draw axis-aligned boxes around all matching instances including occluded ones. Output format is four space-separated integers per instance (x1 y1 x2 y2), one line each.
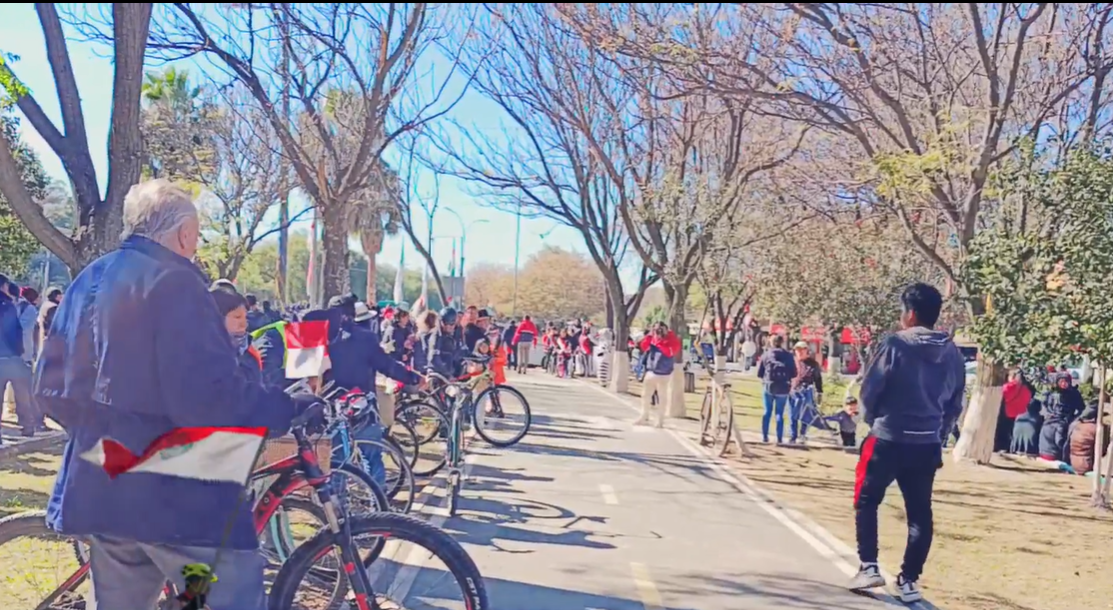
789 386 816 441
761 392 789 443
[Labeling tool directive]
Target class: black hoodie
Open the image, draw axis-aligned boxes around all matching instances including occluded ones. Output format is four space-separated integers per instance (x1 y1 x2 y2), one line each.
859 327 966 444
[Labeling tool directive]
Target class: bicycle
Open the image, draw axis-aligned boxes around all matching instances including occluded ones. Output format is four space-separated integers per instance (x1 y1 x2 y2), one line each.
698 365 751 458
328 388 417 514
0 401 487 609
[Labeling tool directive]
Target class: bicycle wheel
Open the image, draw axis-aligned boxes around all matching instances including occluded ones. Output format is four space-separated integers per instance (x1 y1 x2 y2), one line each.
447 469 462 518
268 513 488 610
387 416 420 471
698 387 714 446
713 391 735 457
262 497 329 564
350 439 416 514
394 402 449 477
473 384 532 447
0 510 91 610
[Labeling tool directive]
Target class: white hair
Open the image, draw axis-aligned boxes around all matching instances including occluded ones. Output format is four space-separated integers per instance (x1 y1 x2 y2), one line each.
120 179 198 242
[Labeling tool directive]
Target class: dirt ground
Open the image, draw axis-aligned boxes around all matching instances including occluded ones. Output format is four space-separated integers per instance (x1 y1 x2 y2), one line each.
628 373 1113 610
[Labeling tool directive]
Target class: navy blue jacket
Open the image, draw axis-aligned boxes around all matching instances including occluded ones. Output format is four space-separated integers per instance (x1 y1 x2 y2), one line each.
0 292 23 359
325 323 420 392
35 236 295 550
645 344 675 376
757 348 798 395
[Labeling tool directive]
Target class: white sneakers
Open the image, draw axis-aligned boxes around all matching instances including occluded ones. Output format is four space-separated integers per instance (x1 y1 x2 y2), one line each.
849 564 923 604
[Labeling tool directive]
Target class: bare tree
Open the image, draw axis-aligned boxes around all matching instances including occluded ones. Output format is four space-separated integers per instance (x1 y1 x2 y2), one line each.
387 135 451 306
85 3 478 302
594 2 1113 463
435 4 658 391
0 4 152 271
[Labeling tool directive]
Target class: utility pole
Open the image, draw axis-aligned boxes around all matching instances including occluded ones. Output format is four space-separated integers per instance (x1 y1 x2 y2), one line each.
512 199 521 315
276 7 291 304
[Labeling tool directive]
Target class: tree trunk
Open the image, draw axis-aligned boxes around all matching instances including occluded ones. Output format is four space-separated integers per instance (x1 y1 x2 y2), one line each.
319 203 351 302
1094 368 1108 505
953 357 1008 464
606 277 631 394
663 282 689 418
361 228 383 304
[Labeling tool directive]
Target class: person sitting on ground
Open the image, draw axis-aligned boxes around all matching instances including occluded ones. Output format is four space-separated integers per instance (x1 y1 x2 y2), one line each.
824 396 860 448
1068 403 1108 475
1039 372 1085 461
1010 398 1043 457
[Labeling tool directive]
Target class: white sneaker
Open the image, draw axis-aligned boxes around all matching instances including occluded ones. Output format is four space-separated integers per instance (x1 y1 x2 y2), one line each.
633 418 650 426
896 574 922 603
848 563 886 592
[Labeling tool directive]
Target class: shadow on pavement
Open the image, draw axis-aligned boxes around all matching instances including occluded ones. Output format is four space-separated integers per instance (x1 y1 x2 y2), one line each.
675 572 904 609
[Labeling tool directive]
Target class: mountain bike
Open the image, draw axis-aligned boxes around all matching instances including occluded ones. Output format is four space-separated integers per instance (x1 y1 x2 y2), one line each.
0 402 487 610
698 366 751 458
329 387 417 513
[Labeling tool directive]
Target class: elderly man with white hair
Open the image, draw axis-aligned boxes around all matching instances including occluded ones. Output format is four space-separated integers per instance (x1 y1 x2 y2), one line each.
34 179 317 609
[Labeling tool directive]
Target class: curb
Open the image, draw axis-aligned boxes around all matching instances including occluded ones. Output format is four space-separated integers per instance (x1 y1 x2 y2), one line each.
576 379 943 610
0 432 66 460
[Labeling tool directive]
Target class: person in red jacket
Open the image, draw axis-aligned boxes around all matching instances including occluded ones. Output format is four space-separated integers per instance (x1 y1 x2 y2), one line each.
996 369 1033 452
512 315 539 374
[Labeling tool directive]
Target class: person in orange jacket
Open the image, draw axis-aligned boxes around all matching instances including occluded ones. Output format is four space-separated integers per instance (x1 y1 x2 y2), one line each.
489 334 509 386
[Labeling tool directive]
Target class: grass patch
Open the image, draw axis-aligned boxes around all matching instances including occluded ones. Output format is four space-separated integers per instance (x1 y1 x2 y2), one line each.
627 373 1113 610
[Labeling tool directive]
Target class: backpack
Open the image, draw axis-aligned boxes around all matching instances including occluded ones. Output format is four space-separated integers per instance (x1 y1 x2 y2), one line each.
766 353 792 383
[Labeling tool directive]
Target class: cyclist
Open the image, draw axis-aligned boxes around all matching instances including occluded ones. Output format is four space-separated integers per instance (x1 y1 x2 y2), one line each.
414 306 464 379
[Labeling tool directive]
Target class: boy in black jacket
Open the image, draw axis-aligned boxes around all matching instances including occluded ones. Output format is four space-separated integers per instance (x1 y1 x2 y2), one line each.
849 283 965 603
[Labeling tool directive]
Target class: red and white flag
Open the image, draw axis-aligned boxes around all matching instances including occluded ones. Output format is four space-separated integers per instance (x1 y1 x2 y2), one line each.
285 320 331 379
80 427 266 484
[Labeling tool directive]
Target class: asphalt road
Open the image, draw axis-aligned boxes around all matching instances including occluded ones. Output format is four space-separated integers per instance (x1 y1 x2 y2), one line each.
413 373 901 610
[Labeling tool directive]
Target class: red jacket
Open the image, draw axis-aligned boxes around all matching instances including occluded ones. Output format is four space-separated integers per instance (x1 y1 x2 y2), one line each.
513 319 539 345
1002 380 1032 419
639 331 680 359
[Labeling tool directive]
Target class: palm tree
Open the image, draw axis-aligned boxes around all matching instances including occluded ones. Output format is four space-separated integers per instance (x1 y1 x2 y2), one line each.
350 163 402 304
141 67 200 110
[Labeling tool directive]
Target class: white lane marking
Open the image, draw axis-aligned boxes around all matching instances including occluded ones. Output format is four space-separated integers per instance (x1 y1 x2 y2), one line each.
579 380 938 610
630 562 665 610
598 483 619 505
381 451 481 601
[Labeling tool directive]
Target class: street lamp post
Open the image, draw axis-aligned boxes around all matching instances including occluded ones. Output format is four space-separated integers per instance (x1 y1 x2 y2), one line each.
442 208 488 276
512 199 521 316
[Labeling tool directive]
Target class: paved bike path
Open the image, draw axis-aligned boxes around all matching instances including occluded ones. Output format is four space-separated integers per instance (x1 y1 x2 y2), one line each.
421 374 901 610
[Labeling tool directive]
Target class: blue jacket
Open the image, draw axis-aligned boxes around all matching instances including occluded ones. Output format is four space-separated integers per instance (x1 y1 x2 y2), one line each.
757 348 797 395
859 327 965 445
325 323 420 392
35 236 296 550
0 292 24 359
645 344 675 376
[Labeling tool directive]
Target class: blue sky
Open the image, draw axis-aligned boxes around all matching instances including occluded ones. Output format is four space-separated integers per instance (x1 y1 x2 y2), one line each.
0 4 583 275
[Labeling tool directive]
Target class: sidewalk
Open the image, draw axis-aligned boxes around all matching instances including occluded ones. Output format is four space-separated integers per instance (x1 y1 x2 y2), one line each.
416 374 910 609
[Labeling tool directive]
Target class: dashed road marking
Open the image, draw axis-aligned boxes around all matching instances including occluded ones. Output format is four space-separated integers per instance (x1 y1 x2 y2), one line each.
630 562 665 610
598 483 619 505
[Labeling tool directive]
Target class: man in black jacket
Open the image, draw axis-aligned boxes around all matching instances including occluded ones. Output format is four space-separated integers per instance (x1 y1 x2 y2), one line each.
849 283 965 603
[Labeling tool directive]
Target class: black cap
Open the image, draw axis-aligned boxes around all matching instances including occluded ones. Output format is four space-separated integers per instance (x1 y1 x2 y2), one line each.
477 308 491 319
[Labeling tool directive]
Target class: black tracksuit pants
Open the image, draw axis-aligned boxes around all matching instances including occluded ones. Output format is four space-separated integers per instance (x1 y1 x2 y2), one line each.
854 435 941 580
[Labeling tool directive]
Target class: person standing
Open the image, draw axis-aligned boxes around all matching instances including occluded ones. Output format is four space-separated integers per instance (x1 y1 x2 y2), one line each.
850 283 965 603
17 287 40 366
788 341 824 445
634 323 677 428
513 315 538 374
757 335 797 444
33 180 317 610
0 276 42 438
502 319 518 370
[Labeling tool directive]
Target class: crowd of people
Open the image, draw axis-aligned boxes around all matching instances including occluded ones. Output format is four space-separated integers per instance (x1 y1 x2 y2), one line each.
0 275 62 442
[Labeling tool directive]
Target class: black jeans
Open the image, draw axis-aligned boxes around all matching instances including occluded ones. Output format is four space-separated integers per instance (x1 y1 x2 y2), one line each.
854 436 941 580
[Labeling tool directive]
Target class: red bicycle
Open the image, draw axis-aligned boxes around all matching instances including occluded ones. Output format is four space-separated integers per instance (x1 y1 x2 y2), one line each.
0 403 487 610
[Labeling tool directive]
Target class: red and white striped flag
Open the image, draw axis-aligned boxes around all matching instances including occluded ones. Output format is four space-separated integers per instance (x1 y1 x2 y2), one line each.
285 320 331 379
81 427 266 484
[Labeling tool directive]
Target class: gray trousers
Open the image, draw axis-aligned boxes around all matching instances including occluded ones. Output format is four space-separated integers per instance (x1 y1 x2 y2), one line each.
89 535 266 610
0 356 39 431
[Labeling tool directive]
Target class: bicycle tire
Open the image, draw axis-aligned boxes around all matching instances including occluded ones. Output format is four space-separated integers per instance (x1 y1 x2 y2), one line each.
349 439 416 513
263 496 329 563
387 416 420 471
713 391 735 457
329 463 389 566
267 512 488 610
0 510 94 608
699 387 713 446
473 384 532 447
448 470 461 517
395 402 449 477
